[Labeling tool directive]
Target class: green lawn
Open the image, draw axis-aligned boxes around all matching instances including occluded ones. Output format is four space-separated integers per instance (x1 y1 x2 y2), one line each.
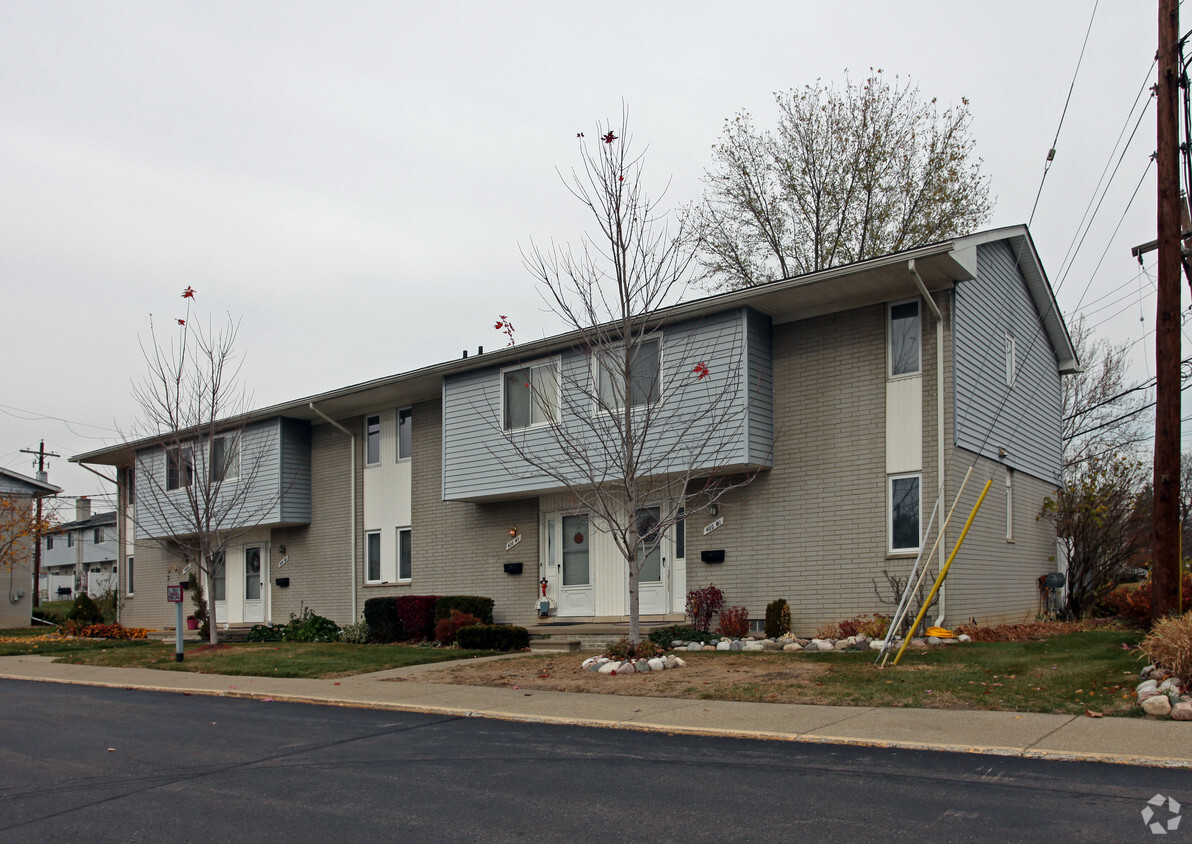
694 629 1145 715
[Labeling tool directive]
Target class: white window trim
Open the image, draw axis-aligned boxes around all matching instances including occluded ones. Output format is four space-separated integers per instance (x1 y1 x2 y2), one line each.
591 337 664 416
364 415 382 467
210 435 241 484
888 472 922 554
887 299 922 380
500 357 561 432
396 407 413 462
1004 332 1017 388
396 526 412 582
166 446 194 491
365 530 383 583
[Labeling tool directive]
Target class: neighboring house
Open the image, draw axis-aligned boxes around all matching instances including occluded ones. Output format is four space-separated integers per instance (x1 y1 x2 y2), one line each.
39 498 119 600
74 225 1077 634
0 467 60 628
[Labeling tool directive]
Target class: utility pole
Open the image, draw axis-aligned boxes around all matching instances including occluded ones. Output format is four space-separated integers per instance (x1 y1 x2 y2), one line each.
1154 0 1182 620
19 440 60 608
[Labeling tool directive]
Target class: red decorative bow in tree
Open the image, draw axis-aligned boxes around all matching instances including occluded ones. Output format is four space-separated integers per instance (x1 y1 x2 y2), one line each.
602 131 617 144
181 286 196 299
692 362 710 380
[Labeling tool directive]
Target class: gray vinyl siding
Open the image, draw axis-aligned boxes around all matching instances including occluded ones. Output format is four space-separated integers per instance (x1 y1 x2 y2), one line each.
134 418 311 539
442 308 770 501
744 308 775 465
278 418 312 523
953 241 1062 484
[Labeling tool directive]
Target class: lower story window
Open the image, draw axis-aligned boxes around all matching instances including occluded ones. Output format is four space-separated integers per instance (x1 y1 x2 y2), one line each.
212 552 226 602
366 531 382 582
890 473 921 552
397 528 411 581
126 556 134 596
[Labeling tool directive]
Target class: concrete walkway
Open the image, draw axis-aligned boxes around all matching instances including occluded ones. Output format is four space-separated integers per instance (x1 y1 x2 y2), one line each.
2 653 1187 769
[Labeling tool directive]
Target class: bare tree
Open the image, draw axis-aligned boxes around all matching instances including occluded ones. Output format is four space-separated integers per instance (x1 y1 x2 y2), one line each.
691 70 992 290
510 115 764 643
128 290 277 644
1061 315 1151 476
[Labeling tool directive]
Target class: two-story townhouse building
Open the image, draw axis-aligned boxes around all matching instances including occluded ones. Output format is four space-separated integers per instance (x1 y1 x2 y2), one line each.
39 498 119 600
0 466 59 627
74 225 1077 634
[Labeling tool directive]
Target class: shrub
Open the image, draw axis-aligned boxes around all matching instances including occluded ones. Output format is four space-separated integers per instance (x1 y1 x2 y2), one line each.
686 584 724 633
604 638 662 660
363 597 402 643
813 621 842 639
67 593 104 625
339 620 371 644
434 596 495 625
435 610 481 645
32 607 66 625
248 623 284 642
456 624 529 651
837 617 864 638
1139 610 1192 678
94 588 120 624
764 599 791 639
858 614 891 639
716 606 749 638
647 625 717 647
395 595 440 642
1104 574 1192 626
282 608 340 643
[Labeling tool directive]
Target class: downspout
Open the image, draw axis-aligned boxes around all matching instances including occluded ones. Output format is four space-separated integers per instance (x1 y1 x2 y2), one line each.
908 260 948 627
309 403 357 622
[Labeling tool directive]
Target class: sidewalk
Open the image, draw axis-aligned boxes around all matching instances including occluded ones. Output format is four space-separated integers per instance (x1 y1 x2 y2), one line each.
2 653 1188 769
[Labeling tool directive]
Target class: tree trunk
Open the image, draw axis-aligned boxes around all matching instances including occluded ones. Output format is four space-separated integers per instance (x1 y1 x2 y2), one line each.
203 564 220 645
628 562 640 645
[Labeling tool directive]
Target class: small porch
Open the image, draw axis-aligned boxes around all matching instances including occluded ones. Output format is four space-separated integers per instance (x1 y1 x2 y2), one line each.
528 615 686 652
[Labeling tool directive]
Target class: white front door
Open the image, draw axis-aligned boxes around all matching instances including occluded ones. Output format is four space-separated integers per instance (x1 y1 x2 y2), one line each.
547 513 594 617
633 507 669 616
243 545 264 623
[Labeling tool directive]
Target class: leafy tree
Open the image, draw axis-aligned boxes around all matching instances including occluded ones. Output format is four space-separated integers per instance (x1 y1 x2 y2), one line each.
1042 454 1146 619
511 114 761 644
691 69 992 290
1 493 55 607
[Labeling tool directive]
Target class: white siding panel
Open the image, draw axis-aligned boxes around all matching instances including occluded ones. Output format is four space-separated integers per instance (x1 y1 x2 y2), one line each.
886 376 923 474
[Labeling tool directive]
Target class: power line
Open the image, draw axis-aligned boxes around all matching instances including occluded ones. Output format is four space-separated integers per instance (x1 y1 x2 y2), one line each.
1029 0 1101 226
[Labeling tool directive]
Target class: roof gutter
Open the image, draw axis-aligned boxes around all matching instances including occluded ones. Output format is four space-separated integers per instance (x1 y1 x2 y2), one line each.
309 402 357 622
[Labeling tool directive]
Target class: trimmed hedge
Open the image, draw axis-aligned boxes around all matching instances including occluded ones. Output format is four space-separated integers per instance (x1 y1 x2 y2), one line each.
456 624 529 652
395 595 440 642
434 595 495 625
363 597 402 643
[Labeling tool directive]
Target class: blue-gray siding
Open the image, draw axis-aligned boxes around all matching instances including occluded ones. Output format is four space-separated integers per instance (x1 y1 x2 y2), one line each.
442 308 772 500
953 241 1062 483
134 418 311 539
744 308 775 465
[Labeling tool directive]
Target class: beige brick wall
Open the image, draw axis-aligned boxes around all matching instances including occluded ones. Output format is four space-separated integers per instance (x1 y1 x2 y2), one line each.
1 532 33 629
119 540 184 630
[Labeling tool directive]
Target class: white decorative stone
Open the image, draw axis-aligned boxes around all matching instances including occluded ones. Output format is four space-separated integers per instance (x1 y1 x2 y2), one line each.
648 658 665 671
716 641 731 651
783 643 803 652
1142 695 1173 716
687 642 703 651
957 634 971 643
743 641 764 652
598 662 620 674
1137 679 1159 694
664 656 677 668
927 636 942 646
673 657 686 668
869 640 885 651
617 661 635 674
834 640 850 651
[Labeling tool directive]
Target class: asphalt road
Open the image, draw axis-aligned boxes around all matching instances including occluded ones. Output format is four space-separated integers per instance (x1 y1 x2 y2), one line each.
0 680 1187 843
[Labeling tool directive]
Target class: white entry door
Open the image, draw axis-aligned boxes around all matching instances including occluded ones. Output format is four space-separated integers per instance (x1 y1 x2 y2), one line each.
633 507 669 616
546 513 594 617
243 546 264 623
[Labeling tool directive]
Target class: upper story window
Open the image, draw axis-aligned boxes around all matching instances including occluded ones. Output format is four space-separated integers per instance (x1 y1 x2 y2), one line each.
93 528 104 544
503 360 559 430
398 408 412 460
365 415 381 465
889 301 921 377
126 468 135 505
596 338 661 411
1004 332 1017 388
166 446 193 490
45 535 53 550
210 435 240 482
67 532 75 548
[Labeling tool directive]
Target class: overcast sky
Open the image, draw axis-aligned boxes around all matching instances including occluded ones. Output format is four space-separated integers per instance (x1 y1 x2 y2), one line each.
0 1 1179 512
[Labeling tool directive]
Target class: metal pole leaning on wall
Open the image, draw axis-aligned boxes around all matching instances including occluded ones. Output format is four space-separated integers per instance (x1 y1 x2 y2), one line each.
891 477 994 667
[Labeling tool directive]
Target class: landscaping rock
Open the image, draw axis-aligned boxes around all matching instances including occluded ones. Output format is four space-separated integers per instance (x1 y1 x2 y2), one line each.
1136 679 1159 694
869 640 885 651
598 662 620 674
716 641 731 651
1138 689 1162 702
957 634 972 643
743 641 764 652
687 642 703 651
762 640 783 651
1171 702 1192 721
673 657 686 668
618 661 636 674
1142 695 1173 717
927 636 941 646
834 640 851 651
701 645 715 651
635 660 650 672
730 640 744 651
648 658 665 672
1159 678 1182 693
908 639 928 651
1141 664 1156 679
783 643 802 652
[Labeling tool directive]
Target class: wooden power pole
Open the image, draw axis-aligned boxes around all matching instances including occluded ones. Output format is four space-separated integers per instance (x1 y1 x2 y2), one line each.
19 440 60 609
1154 0 1182 620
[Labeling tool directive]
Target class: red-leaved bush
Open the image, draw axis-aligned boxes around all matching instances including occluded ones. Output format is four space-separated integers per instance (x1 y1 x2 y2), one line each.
435 610 481 645
716 606 749 638
686 584 724 633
